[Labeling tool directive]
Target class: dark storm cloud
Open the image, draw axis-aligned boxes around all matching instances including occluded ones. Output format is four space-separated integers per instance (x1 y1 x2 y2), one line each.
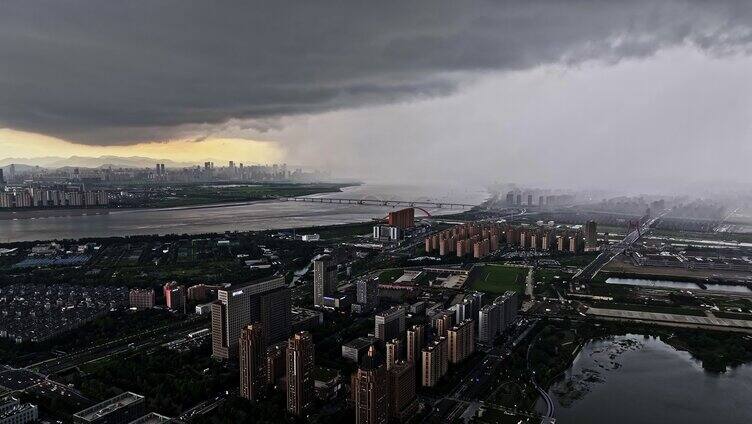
0 0 750 144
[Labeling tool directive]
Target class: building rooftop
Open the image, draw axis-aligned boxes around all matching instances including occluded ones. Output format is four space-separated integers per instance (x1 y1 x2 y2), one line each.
128 412 171 424
73 392 144 422
343 336 376 350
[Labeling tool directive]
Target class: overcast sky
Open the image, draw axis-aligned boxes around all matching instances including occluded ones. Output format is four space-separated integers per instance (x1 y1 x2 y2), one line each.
1 1 751 191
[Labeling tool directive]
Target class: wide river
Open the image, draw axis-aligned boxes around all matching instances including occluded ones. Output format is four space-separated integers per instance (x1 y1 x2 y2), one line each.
0 183 489 242
545 334 752 424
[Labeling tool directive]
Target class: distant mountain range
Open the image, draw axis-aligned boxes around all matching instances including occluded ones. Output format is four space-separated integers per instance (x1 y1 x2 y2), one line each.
0 156 201 169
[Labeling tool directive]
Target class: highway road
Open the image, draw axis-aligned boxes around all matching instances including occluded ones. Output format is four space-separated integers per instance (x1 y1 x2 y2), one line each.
27 316 209 376
420 318 539 422
574 213 664 282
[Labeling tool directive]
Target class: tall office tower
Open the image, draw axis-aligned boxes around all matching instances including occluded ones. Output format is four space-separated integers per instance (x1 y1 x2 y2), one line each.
0 169 5 186
160 163 165 175
356 279 379 312
258 286 291 346
406 324 425 366
286 331 315 416
421 337 448 387
163 282 186 313
155 164 161 176
385 339 403 371
527 194 533 205
515 193 522 205
505 191 514 205
432 310 455 338
375 306 405 341
353 346 389 424
584 220 598 247
447 319 475 364
478 304 500 344
212 276 288 359
239 324 266 401
313 255 337 307
388 361 417 421
539 195 545 206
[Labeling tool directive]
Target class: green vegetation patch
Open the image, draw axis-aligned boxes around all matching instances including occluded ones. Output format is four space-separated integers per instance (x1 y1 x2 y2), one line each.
377 268 405 283
472 265 527 295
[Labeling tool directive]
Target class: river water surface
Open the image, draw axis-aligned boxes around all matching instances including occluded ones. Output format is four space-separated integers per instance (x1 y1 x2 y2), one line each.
545 334 752 424
0 183 488 242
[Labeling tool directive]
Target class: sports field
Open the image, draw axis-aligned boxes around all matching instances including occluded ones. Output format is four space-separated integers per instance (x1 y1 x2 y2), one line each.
471 264 528 294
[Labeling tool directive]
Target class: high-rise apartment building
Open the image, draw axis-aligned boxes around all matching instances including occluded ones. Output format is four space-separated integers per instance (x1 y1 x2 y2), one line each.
313 256 337 307
388 361 417 421
211 276 290 359
447 319 475 364
355 279 379 312
406 324 425 366
353 346 389 424
584 220 598 247
239 324 266 401
128 288 155 310
431 310 455 338
375 306 405 341
163 281 186 313
478 304 500 344
286 331 315 416
385 338 402 371
387 208 415 229
421 337 448 387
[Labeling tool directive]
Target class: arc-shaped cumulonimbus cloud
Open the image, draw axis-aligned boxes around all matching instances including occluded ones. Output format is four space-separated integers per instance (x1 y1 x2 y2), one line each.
0 0 751 145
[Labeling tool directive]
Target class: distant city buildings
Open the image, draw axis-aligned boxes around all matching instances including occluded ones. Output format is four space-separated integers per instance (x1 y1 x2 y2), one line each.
0 162 330 186
0 187 108 209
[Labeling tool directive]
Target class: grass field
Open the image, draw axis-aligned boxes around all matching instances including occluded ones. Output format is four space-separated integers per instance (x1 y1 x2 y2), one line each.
378 268 405 283
471 265 528 295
